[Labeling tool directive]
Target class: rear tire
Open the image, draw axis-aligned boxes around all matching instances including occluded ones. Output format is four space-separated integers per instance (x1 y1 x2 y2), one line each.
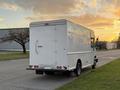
64 71 71 77
74 62 81 76
92 61 97 69
35 70 43 75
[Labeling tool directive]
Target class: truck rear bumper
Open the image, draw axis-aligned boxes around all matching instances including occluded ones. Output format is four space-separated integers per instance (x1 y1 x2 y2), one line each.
26 67 70 72
27 64 69 71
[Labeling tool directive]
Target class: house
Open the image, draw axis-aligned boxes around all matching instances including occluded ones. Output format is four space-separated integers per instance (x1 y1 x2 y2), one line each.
106 42 117 50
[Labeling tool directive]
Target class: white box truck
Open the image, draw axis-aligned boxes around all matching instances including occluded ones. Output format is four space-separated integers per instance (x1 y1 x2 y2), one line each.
28 19 98 76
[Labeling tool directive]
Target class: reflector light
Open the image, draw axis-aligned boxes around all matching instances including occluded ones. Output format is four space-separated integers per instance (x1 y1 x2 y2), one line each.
34 65 39 68
57 66 67 70
57 66 62 69
29 65 33 68
63 66 67 70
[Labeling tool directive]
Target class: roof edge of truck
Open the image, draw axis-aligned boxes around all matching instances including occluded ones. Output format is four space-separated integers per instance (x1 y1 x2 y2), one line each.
30 19 67 27
30 19 94 33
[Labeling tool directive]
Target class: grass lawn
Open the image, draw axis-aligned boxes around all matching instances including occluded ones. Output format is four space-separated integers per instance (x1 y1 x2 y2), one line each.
57 58 120 90
0 51 29 61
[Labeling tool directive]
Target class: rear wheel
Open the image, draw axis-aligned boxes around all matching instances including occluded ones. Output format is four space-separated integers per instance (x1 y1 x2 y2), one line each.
92 60 97 69
64 71 71 76
74 62 81 76
35 70 43 75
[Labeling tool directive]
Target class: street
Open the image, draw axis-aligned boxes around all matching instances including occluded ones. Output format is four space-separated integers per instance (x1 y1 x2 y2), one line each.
0 50 120 90
97 50 120 67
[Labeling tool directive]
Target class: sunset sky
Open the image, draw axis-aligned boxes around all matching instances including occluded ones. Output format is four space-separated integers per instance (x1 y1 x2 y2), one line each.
0 0 120 41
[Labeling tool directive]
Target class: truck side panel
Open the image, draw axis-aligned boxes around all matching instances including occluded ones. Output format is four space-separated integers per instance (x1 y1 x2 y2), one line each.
67 21 94 70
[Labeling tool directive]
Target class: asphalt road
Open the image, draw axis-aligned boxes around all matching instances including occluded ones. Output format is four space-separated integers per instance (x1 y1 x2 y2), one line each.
97 50 120 67
0 50 120 90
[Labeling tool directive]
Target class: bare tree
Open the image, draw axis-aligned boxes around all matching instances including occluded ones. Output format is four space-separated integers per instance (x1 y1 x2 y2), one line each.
0 28 29 53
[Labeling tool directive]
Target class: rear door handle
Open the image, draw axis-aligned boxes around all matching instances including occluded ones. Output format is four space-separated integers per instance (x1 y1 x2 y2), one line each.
38 45 43 48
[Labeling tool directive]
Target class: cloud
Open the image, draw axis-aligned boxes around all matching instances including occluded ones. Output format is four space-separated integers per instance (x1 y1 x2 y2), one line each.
0 0 19 11
0 0 120 17
14 0 85 15
0 0 120 41
115 8 120 17
1 0 119 20
69 14 114 28
96 0 120 18
89 22 113 27
15 0 120 25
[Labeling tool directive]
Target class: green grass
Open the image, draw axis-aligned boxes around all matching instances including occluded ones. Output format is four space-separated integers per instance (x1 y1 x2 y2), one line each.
0 51 29 61
57 58 120 90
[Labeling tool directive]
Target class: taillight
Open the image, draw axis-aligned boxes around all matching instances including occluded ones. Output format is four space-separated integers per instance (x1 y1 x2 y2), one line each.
57 66 67 70
34 65 39 68
29 65 33 68
63 66 67 70
57 66 62 69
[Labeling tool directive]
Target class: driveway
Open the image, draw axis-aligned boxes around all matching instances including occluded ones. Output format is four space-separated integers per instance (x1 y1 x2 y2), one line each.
0 50 119 90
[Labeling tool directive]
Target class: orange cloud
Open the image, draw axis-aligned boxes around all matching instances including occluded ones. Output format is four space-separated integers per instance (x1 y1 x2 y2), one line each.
0 0 120 41
89 22 113 27
69 14 113 28
68 13 119 41
114 8 120 17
